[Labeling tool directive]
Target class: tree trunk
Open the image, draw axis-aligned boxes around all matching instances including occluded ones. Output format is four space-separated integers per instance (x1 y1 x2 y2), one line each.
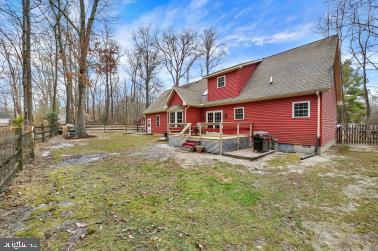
76 57 87 137
110 73 114 122
105 72 109 122
22 0 33 125
52 25 59 112
362 65 370 124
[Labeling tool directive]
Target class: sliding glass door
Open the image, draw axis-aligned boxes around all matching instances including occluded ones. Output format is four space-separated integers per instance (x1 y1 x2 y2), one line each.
206 111 222 129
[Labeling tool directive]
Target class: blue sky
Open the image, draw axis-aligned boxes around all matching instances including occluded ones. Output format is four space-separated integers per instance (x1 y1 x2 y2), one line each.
111 0 377 94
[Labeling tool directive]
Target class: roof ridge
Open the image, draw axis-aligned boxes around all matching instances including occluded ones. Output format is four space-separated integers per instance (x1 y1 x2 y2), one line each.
263 34 338 60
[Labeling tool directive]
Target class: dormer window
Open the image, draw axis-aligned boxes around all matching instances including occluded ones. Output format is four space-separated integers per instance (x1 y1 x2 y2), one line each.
217 76 226 88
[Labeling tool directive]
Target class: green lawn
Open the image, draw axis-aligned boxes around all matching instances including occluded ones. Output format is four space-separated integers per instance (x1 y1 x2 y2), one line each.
3 133 377 250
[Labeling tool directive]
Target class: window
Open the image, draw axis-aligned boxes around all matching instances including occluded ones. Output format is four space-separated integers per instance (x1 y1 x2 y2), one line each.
176 112 183 123
217 76 226 88
207 111 222 129
292 101 310 118
234 107 244 120
156 115 160 127
170 112 175 124
169 111 183 125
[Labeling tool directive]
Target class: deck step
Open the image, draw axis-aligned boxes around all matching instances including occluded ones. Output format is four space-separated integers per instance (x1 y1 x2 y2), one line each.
180 139 200 152
180 146 195 152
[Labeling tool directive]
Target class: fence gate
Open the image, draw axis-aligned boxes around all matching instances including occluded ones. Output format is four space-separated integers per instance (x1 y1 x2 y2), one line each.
337 124 378 145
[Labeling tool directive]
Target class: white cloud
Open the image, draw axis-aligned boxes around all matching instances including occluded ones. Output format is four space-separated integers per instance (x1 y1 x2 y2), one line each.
112 1 317 88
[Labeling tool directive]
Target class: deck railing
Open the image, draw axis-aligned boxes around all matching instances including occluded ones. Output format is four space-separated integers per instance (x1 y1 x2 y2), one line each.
198 122 253 154
167 123 189 135
168 122 253 154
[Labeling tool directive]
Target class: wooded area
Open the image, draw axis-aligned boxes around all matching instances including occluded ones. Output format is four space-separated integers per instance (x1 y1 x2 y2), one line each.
0 0 225 138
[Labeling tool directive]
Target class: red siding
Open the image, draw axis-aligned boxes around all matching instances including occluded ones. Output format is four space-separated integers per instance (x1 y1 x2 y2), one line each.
321 83 337 145
169 91 183 106
146 112 167 134
185 107 202 125
208 64 258 101
203 94 318 145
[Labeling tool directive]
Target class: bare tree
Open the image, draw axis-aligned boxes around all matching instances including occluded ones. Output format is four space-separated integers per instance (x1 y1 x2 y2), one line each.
132 25 161 108
51 0 101 137
349 0 377 125
199 28 225 75
154 28 199 87
317 0 377 128
92 25 121 122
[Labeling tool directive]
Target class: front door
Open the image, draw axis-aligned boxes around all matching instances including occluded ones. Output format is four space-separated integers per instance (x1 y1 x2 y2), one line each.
147 118 152 133
206 111 222 129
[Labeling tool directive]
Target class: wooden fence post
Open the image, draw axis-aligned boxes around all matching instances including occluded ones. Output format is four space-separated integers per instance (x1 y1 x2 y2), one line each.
15 128 23 171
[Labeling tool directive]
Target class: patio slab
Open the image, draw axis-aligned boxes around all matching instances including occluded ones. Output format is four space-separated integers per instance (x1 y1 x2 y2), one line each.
223 148 277 161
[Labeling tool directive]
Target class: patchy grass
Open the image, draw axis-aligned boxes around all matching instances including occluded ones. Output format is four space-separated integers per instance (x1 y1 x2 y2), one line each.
268 153 300 168
18 158 309 250
51 133 157 160
2 133 377 250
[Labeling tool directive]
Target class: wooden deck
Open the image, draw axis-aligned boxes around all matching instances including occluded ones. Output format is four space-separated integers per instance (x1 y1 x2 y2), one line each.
187 134 250 140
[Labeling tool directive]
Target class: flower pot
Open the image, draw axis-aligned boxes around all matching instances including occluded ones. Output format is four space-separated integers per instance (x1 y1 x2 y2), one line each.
195 145 204 153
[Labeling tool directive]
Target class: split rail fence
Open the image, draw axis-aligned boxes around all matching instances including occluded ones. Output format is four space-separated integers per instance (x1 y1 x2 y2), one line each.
86 124 145 133
0 129 33 190
0 120 58 190
336 124 378 145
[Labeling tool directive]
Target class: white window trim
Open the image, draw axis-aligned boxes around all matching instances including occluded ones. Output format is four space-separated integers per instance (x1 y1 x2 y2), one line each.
217 75 226 88
234 107 245 120
156 115 160 127
169 111 184 124
206 110 223 123
292 101 311 118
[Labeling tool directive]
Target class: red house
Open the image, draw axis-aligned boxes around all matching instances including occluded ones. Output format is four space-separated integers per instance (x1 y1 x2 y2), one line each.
144 36 342 154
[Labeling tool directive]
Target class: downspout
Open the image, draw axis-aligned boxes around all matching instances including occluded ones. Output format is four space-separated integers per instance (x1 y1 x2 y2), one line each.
316 91 321 154
301 91 321 160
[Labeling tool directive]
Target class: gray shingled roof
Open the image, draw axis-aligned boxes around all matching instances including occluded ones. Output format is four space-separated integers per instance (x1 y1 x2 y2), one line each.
143 90 171 114
144 35 338 113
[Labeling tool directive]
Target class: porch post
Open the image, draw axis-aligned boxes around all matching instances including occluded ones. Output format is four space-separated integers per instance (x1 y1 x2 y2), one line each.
220 123 223 155
237 123 240 149
167 111 169 135
249 123 253 148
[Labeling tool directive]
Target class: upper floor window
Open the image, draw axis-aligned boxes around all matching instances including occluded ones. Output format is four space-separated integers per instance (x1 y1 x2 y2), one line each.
217 75 226 88
292 101 310 118
234 107 245 120
156 115 160 127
